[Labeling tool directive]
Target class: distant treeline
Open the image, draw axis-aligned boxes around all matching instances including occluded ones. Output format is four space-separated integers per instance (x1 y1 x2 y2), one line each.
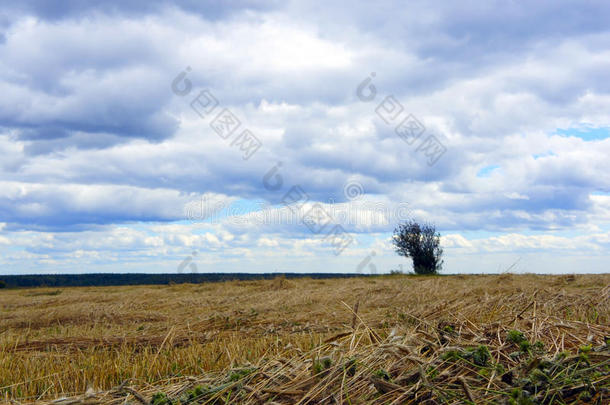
0 273 365 289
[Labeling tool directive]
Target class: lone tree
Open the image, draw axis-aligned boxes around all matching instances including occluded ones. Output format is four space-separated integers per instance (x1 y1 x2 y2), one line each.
393 220 443 275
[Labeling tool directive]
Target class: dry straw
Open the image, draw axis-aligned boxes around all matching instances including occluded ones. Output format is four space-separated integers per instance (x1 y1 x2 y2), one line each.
1 274 608 404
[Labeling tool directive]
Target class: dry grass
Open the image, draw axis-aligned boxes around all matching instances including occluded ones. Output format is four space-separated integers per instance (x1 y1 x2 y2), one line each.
0 274 608 404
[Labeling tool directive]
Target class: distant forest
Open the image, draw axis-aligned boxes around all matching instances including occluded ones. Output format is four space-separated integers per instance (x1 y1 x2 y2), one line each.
0 273 364 289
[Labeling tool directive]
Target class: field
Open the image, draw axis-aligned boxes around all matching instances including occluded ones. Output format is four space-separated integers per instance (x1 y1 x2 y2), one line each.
0 274 608 404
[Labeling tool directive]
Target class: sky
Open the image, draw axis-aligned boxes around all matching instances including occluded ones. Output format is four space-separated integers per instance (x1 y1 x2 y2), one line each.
1 0 610 275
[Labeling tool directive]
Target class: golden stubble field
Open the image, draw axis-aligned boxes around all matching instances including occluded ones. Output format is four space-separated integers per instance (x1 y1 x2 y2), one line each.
0 274 608 404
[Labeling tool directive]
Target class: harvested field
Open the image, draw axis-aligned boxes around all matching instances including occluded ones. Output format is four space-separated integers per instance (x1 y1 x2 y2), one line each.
0 274 608 404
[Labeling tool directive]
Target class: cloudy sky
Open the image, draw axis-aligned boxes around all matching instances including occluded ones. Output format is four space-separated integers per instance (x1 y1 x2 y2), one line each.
1 1 609 274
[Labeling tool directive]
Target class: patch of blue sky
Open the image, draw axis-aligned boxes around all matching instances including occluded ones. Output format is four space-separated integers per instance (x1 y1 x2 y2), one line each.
459 228 603 240
354 233 385 246
183 198 270 224
555 125 610 141
533 151 556 159
476 165 500 177
590 191 610 196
